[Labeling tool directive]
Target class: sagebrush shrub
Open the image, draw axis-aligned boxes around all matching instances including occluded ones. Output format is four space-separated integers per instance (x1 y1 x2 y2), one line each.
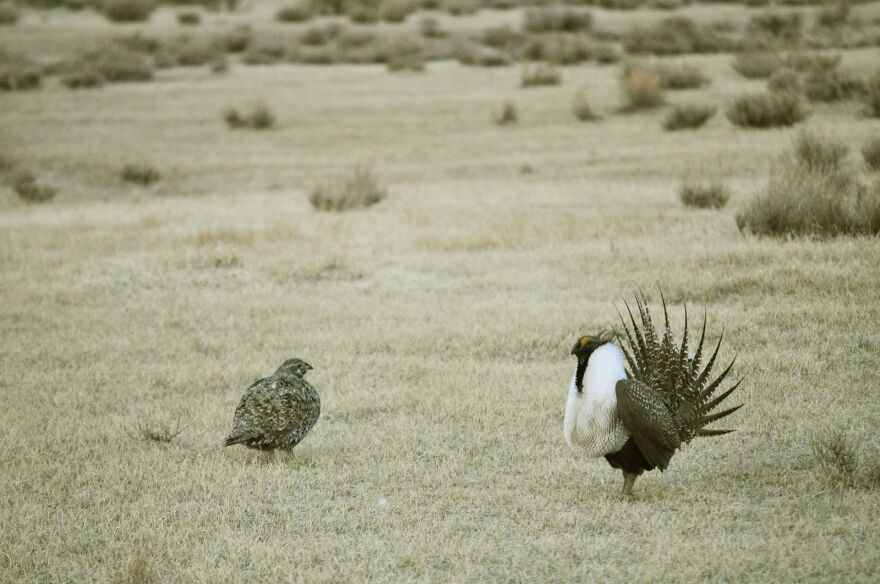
91 48 154 82
177 10 200 25
657 63 707 89
493 101 517 126
678 180 730 209
103 0 156 23
521 62 561 88
862 137 880 171
623 17 730 56
746 11 802 42
62 69 105 89
0 2 18 25
767 68 801 93
121 164 161 186
572 89 599 121
10 172 56 203
385 36 425 72
733 51 783 79
620 62 663 110
664 104 716 131
276 4 312 22
804 67 865 102
379 0 416 23
726 92 807 128
862 69 880 117
793 131 848 171
224 102 275 130
309 166 388 212
524 6 592 33
0 65 41 91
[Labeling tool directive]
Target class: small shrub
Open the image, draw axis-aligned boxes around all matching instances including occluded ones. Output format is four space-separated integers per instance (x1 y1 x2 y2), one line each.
0 65 41 91
0 2 19 25
623 17 731 56
166 37 225 67
664 103 716 130
733 51 783 79
224 102 275 130
62 69 105 89
726 92 807 128
177 10 200 25
524 33 592 66
223 24 252 53
804 67 865 102
866 70 880 118
379 0 416 23
521 62 561 88
121 164 161 186
620 62 664 110
92 48 154 82
385 36 425 72
348 6 378 23
309 166 388 212
572 89 600 121
812 430 857 484
210 55 229 74
678 180 730 209
276 4 312 22
242 43 287 65
785 52 840 73
767 68 801 93
862 137 880 171
455 42 511 67
524 6 592 34
444 0 478 16
793 130 848 171
10 172 56 203
420 16 445 38
493 101 517 126
657 63 708 89
103 0 156 23
592 43 620 64
736 162 880 237
815 0 850 29
746 11 802 42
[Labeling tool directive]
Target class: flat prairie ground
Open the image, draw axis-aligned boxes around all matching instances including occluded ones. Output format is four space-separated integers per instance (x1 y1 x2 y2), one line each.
2 4 880 583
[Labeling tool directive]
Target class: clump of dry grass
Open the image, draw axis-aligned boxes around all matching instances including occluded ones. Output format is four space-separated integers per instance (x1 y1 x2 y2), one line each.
524 5 593 34
9 171 57 203
572 88 600 121
276 4 313 22
793 130 848 171
656 63 708 89
767 68 801 94
726 92 807 128
62 68 105 89
379 0 416 23
521 62 561 88
309 165 388 211
620 61 664 110
623 16 731 56
678 179 730 209
733 51 783 80
493 101 517 126
127 417 186 443
811 429 880 489
121 164 161 186
224 102 275 130
0 1 18 25
664 103 716 130
177 10 200 26
0 64 41 91
862 69 880 118
862 137 880 171
385 36 425 72
103 0 156 23
91 47 154 82
804 67 865 103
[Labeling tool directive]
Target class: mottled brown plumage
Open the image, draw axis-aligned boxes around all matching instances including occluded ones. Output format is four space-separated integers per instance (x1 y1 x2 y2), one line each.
224 358 321 451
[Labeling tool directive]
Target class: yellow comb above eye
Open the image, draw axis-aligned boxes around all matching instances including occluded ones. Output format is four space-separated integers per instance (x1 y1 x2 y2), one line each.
580 336 591 347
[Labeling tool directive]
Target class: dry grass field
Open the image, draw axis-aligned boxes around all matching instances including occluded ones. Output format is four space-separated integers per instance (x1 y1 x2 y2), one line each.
2 1 880 582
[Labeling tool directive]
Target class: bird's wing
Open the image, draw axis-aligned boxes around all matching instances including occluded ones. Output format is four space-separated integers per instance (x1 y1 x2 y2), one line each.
615 379 681 471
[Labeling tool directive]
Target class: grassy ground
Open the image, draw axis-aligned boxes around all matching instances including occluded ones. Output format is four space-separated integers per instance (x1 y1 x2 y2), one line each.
2 5 880 583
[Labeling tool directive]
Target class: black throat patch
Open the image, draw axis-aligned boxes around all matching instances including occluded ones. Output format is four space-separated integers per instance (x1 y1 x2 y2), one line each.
575 358 588 394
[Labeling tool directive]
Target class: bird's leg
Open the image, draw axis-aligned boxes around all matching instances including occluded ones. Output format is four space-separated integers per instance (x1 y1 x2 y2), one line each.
621 472 637 497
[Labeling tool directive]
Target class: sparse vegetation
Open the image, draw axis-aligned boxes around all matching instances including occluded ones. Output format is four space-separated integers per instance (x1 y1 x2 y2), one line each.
726 92 808 128
678 179 730 208
803 66 865 102
91 48 154 82
793 130 848 171
523 5 592 34
102 0 156 23
385 36 425 72
0 65 41 91
572 88 599 121
224 101 276 130
767 68 801 94
656 63 708 90
9 172 56 203
863 69 880 117
127 417 186 443
62 69 105 89
177 10 200 25
664 103 716 130
862 137 880 171
620 61 664 110
309 165 388 211
521 62 561 87
379 0 416 23
276 4 312 22
493 101 517 126
733 51 783 79
623 16 731 56
121 164 161 186
0 2 19 25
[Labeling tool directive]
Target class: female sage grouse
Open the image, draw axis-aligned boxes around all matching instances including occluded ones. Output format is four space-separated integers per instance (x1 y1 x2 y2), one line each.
224 358 320 450
565 291 743 495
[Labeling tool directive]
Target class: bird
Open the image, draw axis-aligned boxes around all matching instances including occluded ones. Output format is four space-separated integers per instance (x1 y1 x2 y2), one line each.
564 291 743 496
224 358 321 451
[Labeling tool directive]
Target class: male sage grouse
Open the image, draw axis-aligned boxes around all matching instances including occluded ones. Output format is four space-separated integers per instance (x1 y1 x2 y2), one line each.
224 358 321 451
564 291 743 495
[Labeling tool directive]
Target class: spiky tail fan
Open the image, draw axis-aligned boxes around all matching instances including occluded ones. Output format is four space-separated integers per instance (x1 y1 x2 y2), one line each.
224 427 249 447
616 289 743 443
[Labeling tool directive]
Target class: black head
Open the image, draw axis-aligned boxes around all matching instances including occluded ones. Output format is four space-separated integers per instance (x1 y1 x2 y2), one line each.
570 334 612 366
276 358 313 377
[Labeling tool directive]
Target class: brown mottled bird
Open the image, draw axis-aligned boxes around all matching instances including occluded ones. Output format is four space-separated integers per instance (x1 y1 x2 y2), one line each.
224 358 321 451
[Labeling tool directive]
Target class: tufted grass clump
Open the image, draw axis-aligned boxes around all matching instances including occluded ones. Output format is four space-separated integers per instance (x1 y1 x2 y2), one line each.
10 172 56 203
276 4 313 22
862 137 880 171
620 61 664 110
733 51 783 80
0 2 18 25
524 5 592 34
664 103 716 130
863 69 880 118
62 69 105 89
309 165 388 212
521 62 561 88
91 48 154 82
121 164 161 186
726 92 807 128
379 0 416 23
102 0 156 23
767 67 801 94
127 417 186 443
657 63 708 89
678 179 730 209
0 65 41 91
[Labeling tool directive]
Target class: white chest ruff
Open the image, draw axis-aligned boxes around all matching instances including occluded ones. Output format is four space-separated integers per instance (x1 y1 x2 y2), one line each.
563 344 630 457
